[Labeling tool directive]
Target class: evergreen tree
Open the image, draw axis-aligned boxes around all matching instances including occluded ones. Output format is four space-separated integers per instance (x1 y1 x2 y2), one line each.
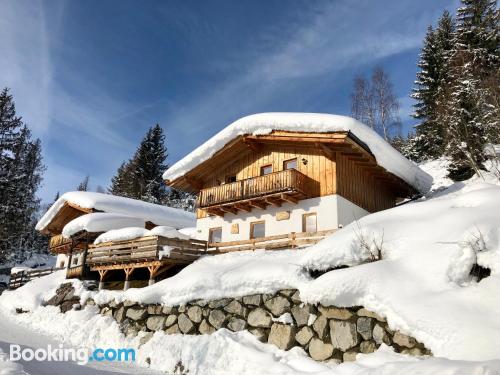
77 175 89 191
444 0 499 180
0 88 46 265
411 12 455 161
109 161 133 197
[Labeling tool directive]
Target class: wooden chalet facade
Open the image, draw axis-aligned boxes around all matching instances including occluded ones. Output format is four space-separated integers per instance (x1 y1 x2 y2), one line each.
164 114 429 246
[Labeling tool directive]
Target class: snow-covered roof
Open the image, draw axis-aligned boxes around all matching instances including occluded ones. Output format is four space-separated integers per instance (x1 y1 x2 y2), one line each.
163 113 433 193
36 192 195 232
61 213 146 239
93 226 190 245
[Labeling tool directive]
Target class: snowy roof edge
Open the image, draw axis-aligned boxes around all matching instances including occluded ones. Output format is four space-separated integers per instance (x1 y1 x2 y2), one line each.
163 112 433 193
36 191 195 232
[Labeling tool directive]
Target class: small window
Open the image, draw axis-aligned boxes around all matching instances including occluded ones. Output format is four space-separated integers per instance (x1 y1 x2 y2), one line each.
283 158 297 170
260 165 273 176
59 261 65 268
72 256 79 266
250 221 266 239
225 175 237 183
209 227 222 243
302 213 317 233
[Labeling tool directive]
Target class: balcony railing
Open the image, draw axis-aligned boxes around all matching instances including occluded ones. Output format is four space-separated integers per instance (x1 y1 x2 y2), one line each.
198 169 314 208
49 234 72 253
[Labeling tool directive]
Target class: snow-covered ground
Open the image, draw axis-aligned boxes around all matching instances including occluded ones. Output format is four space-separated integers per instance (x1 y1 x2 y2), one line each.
1 158 500 374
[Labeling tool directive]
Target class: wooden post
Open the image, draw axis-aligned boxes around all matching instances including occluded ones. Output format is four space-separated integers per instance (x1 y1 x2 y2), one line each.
98 270 108 290
291 232 296 249
123 268 135 291
147 265 160 286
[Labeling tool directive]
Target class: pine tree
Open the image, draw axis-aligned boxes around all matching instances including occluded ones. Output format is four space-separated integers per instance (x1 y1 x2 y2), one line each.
444 0 499 180
77 175 89 191
411 12 455 161
0 88 46 265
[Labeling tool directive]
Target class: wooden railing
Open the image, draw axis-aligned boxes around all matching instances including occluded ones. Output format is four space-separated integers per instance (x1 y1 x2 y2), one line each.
198 169 314 208
87 236 208 266
208 229 337 253
9 267 63 290
49 234 72 253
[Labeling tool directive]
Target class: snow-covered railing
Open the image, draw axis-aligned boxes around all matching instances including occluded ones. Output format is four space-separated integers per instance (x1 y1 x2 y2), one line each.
208 229 337 253
9 267 63 290
87 235 208 266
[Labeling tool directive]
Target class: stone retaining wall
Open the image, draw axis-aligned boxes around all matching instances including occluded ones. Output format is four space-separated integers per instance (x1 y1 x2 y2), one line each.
45 284 430 363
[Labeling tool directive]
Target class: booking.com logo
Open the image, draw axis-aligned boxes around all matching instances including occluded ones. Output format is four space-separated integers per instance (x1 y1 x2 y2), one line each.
9 344 136 365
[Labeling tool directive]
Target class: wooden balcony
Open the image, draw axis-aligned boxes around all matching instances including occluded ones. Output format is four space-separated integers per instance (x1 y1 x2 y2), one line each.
87 235 208 270
49 234 72 254
198 169 316 216
66 265 84 279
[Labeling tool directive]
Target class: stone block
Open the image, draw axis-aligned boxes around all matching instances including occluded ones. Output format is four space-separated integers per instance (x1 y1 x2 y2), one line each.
357 317 373 340
187 306 202 323
268 323 295 350
178 314 195 334
208 309 226 329
318 306 353 320
308 338 334 361
330 320 359 351
295 326 314 346
264 296 291 317
248 308 272 328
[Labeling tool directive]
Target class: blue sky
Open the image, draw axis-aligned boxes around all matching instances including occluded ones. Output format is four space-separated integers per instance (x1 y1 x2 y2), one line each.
0 0 458 202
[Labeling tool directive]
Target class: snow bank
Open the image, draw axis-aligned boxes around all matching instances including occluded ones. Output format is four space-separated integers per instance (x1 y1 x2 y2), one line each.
61 213 146 238
93 226 189 245
163 113 433 193
86 177 500 361
0 348 29 375
36 191 195 231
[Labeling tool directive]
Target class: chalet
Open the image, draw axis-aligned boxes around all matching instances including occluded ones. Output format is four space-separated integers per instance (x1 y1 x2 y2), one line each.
36 192 202 289
164 113 432 250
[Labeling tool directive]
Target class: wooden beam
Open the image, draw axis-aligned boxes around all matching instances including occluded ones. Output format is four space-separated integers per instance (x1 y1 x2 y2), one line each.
316 143 336 160
184 176 203 190
248 200 267 210
219 205 238 215
234 203 252 212
265 197 282 207
280 193 298 204
206 207 225 217
242 137 260 152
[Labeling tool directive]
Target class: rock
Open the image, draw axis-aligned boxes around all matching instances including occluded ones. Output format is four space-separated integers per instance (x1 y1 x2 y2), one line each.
373 324 391 345
146 316 166 331
357 308 386 322
318 306 353 320
63 288 75 301
208 298 231 309
406 347 424 356
290 290 302 304
249 328 268 342
295 326 314 346
248 308 272 328
280 289 296 297
308 338 334 361
357 317 373 340
343 352 358 362
114 306 126 323
85 299 96 306
165 314 177 327
208 310 226 329
312 315 328 339
187 306 202 323
147 305 163 315
360 340 377 353
60 300 78 313
139 332 153 346
162 306 175 314
291 304 312 327
123 300 136 307
242 294 262 306
227 317 247 332
307 313 317 326
193 299 208 307
108 300 118 308
126 307 148 321
177 314 195 334
330 320 359 351
224 300 246 317
199 319 216 335
202 308 210 318
268 323 295 350
101 307 113 317
265 296 291 317
393 332 416 348
178 305 187 313
165 324 180 334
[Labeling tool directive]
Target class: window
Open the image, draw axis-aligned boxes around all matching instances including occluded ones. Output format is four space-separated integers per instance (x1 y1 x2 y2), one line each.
260 165 273 176
59 261 65 268
283 158 297 170
250 221 266 239
209 227 222 243
72 256 79 266
225 175 237 183
302 213 317 233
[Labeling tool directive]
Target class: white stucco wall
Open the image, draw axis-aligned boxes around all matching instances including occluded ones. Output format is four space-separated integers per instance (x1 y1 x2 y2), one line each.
195 194 369 242
56 254 69 269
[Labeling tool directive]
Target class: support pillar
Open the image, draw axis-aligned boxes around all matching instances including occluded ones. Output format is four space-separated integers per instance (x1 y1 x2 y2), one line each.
148 278 155 286
98 270 108 291
123 268 135 291
123 280 130 290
